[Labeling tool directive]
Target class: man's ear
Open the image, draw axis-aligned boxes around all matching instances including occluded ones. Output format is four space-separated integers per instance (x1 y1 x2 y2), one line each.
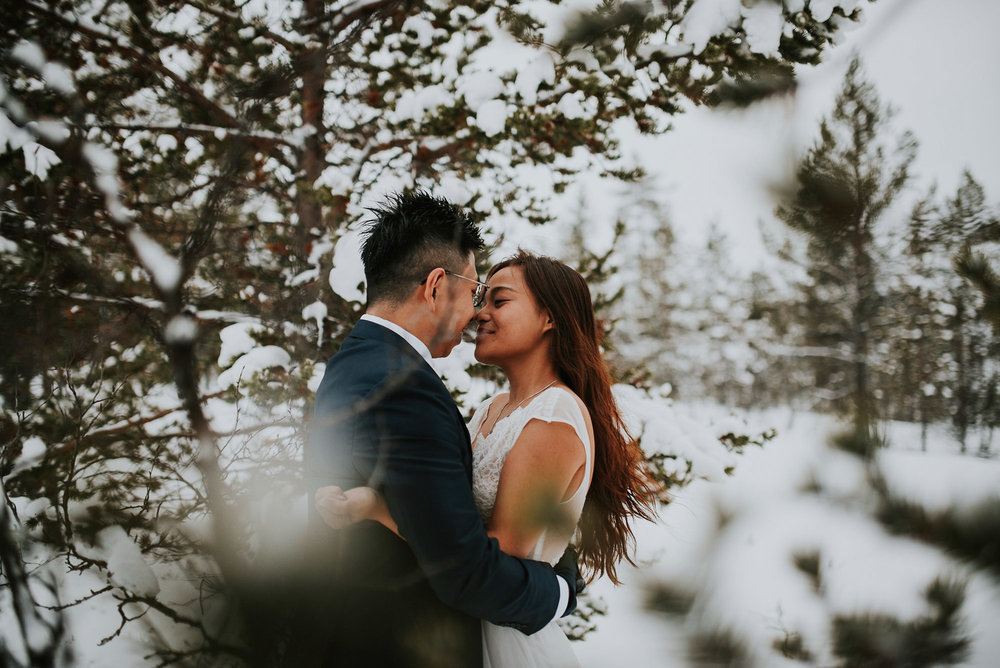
420 267 447 309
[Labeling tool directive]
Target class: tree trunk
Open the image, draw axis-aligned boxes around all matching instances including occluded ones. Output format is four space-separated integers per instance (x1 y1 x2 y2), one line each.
851 215 874 427
954 294 969 453
295 0 329 258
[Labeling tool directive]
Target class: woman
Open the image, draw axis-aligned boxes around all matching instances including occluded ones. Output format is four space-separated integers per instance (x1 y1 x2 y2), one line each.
317 250 657 666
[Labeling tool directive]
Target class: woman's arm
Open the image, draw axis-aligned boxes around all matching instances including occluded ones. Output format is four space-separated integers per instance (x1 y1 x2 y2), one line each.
487 419 588 558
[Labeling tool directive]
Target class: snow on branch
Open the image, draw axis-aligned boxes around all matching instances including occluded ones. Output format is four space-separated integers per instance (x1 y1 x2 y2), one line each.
86 120 298 149
81 142 130 223
10 39 76 95
127 226 183 295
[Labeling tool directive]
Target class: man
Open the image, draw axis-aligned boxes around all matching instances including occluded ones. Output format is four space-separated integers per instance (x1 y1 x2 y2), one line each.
303 190 577 666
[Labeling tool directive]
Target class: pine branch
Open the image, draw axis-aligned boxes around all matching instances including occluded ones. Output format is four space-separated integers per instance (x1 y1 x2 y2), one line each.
0 477 67 668
87 121 297 150
182 0 298 52
872 468 1000 581
40 585 114 611
23 1 291 167
954 246 1000 334
44 392 225 457
753 341 861 364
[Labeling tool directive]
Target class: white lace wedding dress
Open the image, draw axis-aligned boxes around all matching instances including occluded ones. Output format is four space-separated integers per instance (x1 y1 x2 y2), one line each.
468 387 592 668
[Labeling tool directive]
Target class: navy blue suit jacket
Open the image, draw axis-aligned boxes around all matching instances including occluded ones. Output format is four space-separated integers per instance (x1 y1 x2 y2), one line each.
304 319 560 666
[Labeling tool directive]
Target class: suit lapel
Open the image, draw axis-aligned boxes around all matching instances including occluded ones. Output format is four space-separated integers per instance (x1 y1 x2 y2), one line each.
351 319 475 477
454 404 473 482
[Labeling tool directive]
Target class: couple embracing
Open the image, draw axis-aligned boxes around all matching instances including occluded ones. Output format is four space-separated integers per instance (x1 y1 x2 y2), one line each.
303 190 657 667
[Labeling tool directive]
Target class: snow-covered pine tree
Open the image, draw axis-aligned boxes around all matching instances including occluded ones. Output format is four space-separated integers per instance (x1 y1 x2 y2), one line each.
679 226 762 406
563 204 627 334
950 189 1000 456
775 57 916 430
645 422 984 667
602 176 677 389
1 0 871 662
606 203 770 406
928 173 999 453
738 266 813 409
880 191 953 449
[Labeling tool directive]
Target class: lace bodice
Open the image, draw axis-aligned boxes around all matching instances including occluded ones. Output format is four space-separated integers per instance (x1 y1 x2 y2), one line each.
467 387 592 565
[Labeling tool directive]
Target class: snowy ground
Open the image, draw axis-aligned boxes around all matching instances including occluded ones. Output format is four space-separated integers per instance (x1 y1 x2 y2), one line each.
10 402 999 666
577 405 1000 667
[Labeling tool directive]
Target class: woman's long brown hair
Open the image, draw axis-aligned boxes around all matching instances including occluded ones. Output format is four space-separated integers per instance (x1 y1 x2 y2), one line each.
487 250 658 584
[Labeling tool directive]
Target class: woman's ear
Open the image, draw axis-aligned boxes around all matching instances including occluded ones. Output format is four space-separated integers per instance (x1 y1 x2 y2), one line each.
542 312 555 333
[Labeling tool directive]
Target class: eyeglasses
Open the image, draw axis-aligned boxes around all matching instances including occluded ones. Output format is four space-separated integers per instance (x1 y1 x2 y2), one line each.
446 270 490 308
421 269 489 308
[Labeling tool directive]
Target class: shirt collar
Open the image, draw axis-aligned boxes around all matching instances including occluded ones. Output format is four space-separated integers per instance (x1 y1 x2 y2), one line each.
360 313 434 367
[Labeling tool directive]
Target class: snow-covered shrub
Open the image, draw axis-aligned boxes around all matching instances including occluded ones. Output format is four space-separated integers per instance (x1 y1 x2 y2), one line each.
640 412 1000 666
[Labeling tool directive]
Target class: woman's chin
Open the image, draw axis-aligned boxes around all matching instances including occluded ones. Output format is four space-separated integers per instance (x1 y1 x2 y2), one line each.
473 343 492 365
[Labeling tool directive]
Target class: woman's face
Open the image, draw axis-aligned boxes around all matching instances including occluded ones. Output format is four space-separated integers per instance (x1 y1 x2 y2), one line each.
474 266 552 366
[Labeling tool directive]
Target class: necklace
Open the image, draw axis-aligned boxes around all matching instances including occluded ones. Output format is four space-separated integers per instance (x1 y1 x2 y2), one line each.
494 379 558 424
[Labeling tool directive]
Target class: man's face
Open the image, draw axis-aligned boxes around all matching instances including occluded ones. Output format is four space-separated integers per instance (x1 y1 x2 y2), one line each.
429 254 480 358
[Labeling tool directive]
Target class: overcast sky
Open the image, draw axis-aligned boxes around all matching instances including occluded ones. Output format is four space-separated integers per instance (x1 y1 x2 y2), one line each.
630 0 1000 272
